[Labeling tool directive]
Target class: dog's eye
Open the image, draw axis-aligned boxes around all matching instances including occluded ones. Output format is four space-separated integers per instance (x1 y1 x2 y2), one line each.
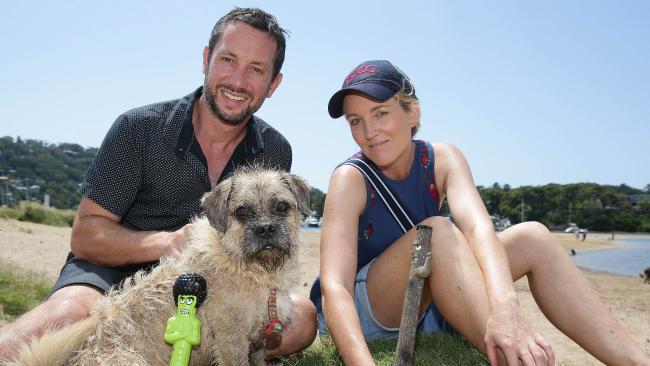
235 206 252 221
275 201 289 215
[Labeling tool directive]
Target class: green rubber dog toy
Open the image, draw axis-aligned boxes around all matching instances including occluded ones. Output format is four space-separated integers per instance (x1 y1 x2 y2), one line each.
164 273 207 366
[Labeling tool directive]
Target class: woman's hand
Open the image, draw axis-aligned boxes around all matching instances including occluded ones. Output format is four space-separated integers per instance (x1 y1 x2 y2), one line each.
485 302 555 366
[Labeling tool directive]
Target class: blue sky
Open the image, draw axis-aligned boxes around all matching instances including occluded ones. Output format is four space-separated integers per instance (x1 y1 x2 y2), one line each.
1 1 648 192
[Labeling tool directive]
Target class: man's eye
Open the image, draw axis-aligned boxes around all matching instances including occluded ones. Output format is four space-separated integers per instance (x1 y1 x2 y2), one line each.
375 111 387 118
349 118 361 126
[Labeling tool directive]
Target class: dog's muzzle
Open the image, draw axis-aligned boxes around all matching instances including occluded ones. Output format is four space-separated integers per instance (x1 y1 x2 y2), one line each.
243 223 293 272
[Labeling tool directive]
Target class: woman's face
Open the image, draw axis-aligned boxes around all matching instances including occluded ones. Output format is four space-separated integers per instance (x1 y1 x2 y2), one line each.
342 92 417 170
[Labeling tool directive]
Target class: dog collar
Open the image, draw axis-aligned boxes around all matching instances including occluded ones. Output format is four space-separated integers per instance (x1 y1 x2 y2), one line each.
258 288 284 350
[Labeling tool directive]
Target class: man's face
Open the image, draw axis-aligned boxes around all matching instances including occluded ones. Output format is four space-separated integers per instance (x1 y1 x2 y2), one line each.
202 22 283 126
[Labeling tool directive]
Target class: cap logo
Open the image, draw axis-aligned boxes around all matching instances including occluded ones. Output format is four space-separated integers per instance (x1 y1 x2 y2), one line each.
344 64 376 86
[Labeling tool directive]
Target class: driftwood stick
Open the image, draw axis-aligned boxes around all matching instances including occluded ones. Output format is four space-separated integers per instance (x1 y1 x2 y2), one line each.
395 224 432 366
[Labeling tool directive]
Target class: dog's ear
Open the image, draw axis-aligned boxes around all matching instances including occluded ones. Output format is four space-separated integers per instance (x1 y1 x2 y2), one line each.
201 178 232 232
284 173 311 218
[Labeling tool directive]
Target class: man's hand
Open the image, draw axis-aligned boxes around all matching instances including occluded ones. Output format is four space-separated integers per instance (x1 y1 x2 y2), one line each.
485 302 555 366
162 224 193 259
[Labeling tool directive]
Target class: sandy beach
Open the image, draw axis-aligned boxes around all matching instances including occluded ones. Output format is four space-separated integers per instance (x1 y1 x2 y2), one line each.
1 219 648 365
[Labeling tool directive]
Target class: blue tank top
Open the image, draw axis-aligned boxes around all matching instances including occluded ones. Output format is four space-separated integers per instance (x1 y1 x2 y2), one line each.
356 140 441 270
309 140 441 310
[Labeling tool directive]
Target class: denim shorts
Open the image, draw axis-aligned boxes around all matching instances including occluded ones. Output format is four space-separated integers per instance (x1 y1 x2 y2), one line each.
317 260 454 341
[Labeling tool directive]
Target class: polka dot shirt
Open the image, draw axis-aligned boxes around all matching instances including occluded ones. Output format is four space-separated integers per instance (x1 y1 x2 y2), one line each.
80 87 292 232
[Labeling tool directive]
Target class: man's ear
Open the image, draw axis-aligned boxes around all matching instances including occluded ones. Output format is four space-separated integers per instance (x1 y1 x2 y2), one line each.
200 178 232 232
266 72 283 98
284 173 311 218
202 46 210 74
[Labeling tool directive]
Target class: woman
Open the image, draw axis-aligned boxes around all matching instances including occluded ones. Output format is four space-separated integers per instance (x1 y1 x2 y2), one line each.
312 60 649 365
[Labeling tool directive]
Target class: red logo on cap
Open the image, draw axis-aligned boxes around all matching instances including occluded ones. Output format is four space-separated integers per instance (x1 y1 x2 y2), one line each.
344 64 376 86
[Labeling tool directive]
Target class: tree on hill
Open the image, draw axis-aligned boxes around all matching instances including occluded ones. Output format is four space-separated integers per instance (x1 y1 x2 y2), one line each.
0 136 97 209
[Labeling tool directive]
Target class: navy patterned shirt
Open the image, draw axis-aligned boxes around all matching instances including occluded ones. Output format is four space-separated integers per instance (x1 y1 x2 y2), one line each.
81 87 292 232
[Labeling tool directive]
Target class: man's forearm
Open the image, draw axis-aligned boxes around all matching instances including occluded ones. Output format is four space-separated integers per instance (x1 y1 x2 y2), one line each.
70 215 171 267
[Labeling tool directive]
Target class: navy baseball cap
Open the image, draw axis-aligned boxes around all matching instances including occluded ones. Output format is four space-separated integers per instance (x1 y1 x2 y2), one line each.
328 60 417 118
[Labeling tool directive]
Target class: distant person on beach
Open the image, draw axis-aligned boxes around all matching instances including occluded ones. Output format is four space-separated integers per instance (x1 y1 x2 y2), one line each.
312 59 650 365
0 7 316 361
582 228 588 241
576 229 581 241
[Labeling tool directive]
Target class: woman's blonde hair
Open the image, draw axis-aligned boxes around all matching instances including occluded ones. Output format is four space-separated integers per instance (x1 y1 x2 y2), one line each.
395 91 421 137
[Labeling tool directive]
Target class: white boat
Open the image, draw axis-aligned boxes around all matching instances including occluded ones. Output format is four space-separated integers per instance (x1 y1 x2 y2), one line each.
305 216 320 228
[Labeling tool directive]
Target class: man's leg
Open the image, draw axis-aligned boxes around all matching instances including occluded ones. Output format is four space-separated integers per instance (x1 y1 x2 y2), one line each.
264 294 317 358
0 285 103 361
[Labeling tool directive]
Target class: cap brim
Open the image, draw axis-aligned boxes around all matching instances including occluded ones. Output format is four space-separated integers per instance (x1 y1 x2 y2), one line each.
327 82 397 119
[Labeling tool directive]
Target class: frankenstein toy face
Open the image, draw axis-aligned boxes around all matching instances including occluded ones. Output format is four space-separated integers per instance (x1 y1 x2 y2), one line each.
177 295 198 315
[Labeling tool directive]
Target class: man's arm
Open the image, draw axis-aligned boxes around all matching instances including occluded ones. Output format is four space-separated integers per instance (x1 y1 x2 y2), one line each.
70 198 190 267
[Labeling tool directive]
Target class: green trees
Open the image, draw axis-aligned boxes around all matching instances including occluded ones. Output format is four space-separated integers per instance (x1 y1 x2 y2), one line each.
477 183 649 232
0 136 97 209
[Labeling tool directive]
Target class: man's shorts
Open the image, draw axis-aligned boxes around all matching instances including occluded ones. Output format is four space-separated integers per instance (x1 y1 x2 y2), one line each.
317 260 454 341
49 252 157 296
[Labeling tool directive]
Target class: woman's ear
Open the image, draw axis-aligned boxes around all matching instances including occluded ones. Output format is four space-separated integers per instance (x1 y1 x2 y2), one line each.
409 100 421 128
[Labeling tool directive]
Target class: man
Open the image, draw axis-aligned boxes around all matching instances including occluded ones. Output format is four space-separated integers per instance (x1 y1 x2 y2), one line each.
0 7 316 361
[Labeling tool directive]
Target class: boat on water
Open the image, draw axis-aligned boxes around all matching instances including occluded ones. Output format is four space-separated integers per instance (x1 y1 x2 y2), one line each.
304 215 321 228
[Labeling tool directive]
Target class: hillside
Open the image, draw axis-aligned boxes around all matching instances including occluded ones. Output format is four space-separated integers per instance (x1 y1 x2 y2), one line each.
0 136 97 209
1 135 649 231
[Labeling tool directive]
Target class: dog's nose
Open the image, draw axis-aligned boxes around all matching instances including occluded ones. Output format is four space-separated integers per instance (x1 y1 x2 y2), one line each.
255 223 276 238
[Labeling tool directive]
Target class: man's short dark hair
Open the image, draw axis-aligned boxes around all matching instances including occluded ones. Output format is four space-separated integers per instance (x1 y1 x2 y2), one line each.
208 7 288 80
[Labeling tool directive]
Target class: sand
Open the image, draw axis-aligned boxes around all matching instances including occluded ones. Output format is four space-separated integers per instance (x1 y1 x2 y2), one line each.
1 219 648 365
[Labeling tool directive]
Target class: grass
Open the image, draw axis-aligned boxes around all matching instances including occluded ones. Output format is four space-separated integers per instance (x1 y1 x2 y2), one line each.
286 333 488 365
0 263 52 322
0 202 75 227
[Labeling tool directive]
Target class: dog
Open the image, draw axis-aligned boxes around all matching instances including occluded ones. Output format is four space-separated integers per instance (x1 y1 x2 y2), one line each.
11 167 311 366
640 267 650 284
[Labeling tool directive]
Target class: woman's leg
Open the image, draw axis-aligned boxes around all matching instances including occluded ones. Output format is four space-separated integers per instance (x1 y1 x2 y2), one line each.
499 222 649 366
365 216 492 353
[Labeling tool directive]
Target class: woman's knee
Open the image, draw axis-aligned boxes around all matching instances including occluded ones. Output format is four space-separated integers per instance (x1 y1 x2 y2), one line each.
507 221 557 249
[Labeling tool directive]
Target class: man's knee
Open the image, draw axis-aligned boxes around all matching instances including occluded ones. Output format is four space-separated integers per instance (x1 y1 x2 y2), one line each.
44 285 104 327
289 294 317 347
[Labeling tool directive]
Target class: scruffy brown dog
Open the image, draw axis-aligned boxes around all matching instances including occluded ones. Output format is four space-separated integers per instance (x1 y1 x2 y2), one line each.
11 167 310 366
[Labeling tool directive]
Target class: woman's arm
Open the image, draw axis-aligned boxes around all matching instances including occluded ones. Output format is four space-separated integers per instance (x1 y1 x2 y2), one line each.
435 143 516 313
320 166 375 365
434 143 551 365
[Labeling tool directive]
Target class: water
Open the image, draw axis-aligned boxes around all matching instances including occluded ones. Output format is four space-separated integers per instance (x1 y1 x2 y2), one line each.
571 237 650 277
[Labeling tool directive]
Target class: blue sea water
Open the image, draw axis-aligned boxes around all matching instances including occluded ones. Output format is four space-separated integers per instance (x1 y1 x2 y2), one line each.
571 237 650 277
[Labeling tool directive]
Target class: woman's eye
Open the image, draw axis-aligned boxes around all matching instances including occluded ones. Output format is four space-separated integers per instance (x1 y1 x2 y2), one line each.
375 111 387 118
349 118 360 126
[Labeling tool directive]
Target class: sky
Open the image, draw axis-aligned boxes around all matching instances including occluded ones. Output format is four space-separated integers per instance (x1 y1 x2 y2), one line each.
1 1 649 192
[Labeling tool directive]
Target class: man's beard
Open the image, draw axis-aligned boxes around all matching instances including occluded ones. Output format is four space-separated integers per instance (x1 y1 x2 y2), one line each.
203 81 264 126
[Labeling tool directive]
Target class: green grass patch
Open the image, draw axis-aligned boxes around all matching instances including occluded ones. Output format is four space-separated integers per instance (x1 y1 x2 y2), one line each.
0 264 52 321
285 333 487 366
0 202 75 227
